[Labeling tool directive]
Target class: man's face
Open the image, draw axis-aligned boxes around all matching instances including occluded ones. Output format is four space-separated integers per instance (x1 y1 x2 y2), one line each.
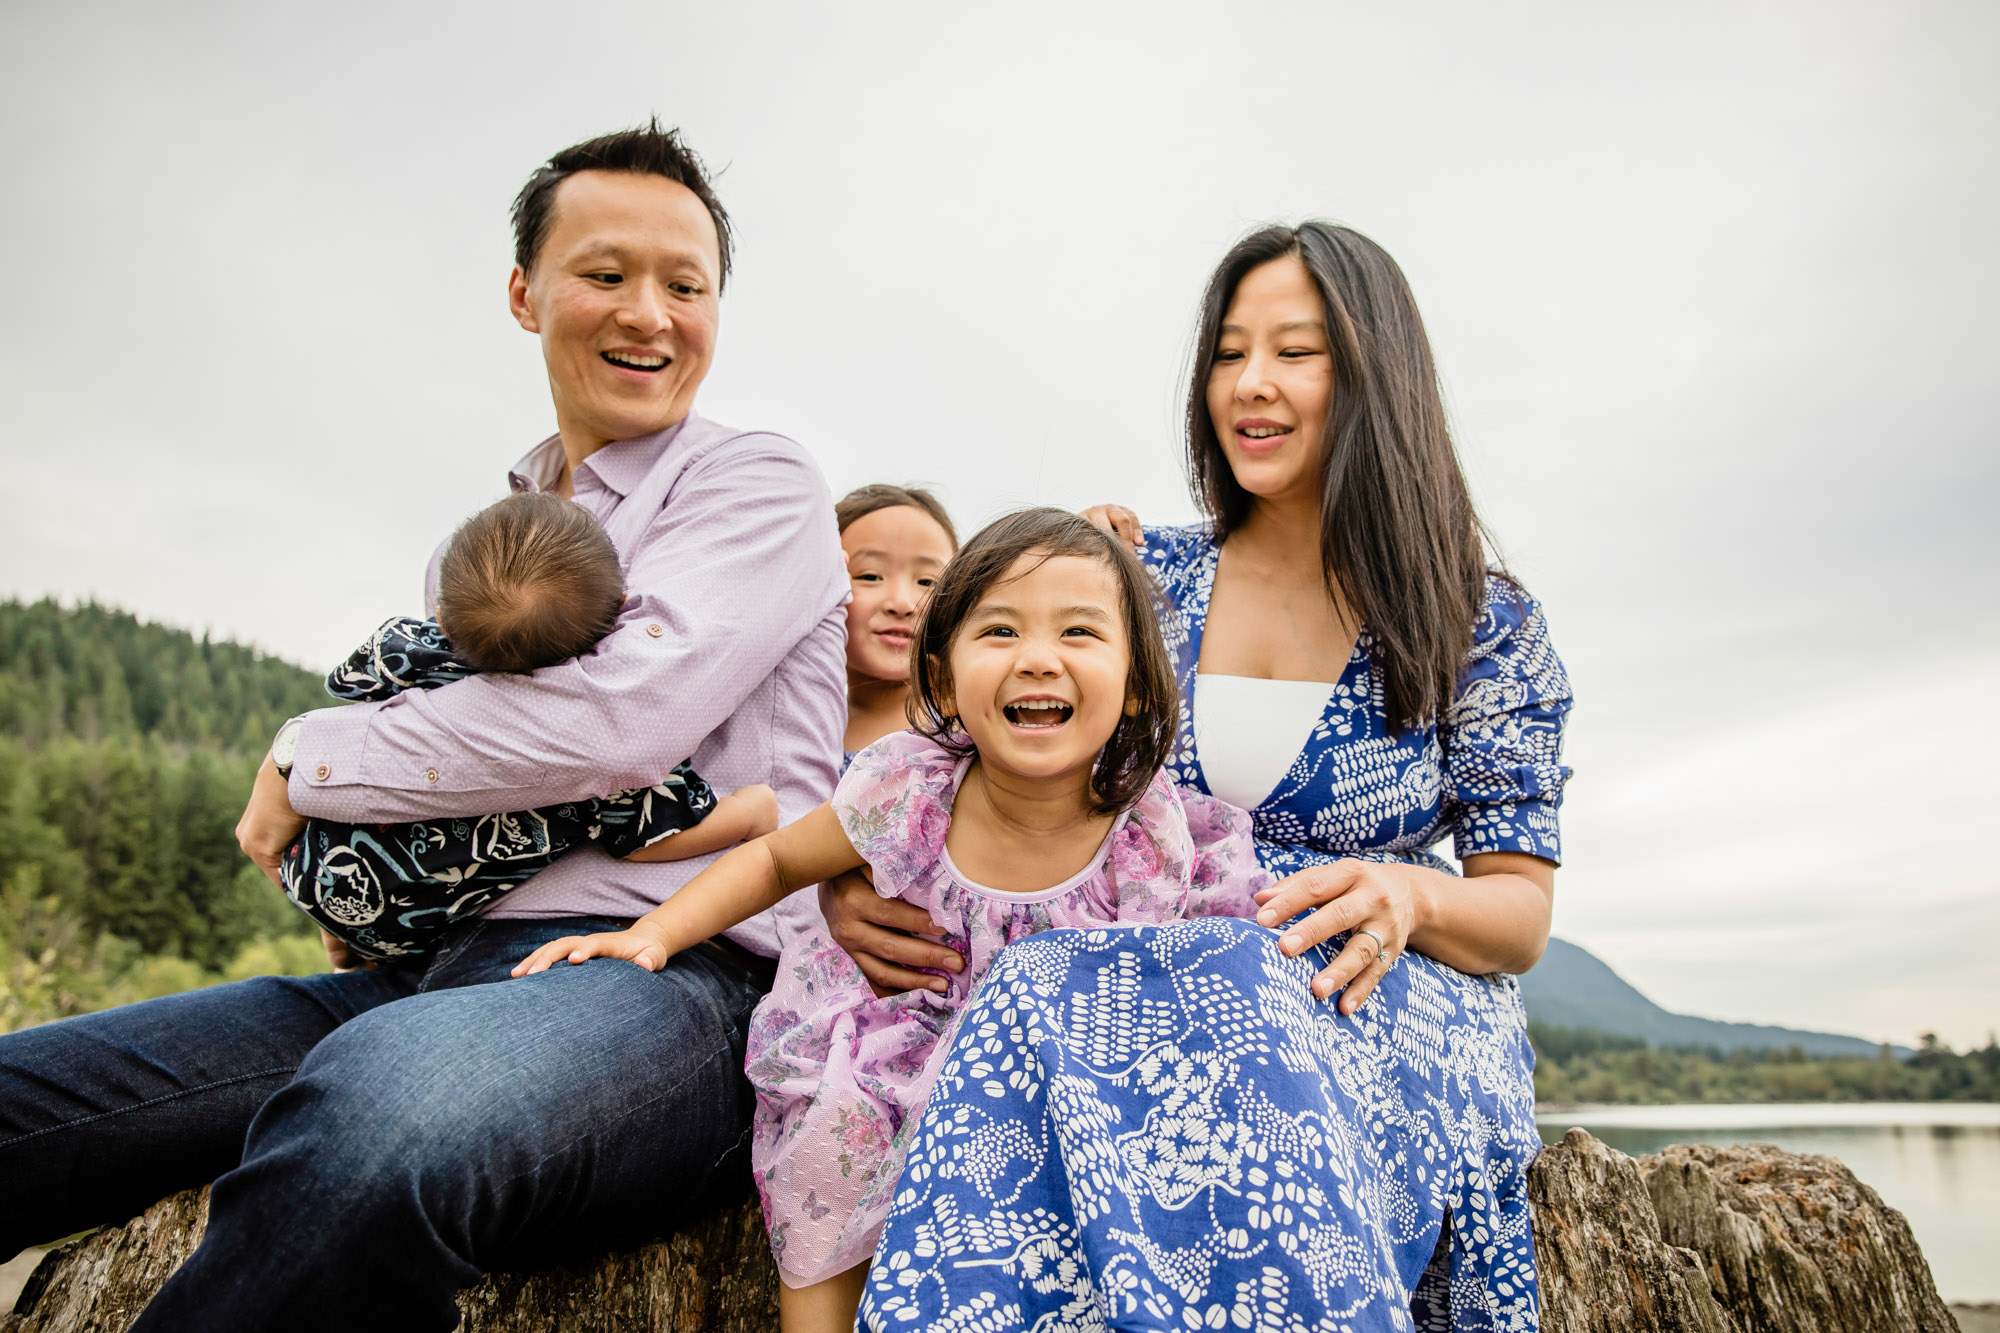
508 170 721 451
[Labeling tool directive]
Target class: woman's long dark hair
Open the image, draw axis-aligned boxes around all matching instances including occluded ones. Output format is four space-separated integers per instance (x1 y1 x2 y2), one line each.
1186 222 1491 731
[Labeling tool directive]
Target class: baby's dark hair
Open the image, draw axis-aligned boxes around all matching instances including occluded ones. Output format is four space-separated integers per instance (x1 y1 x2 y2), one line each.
435 492 625 674
907 507 1179 816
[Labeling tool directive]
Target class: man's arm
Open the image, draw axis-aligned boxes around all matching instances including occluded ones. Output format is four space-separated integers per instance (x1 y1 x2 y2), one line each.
286 436 840 825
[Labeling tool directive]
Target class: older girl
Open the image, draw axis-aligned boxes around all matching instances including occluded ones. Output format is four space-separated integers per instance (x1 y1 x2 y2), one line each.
835 485 957 756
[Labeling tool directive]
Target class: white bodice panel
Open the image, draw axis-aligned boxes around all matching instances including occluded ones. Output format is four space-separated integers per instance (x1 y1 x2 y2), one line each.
1191 673 1336 813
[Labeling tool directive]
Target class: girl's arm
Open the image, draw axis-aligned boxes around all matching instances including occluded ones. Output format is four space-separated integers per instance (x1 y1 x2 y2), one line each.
512 803 862 976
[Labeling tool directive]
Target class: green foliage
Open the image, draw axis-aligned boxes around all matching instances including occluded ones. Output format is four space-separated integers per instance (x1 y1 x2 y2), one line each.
0 869 327 1034
0 598 332 1030
1530 1021 2000 1104
0 596 329 750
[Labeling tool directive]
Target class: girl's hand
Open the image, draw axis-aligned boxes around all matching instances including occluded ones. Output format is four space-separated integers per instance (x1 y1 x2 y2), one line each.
818 867 962 997
1078 504 1143 551
512 926 673 977
1253 859 1429 1014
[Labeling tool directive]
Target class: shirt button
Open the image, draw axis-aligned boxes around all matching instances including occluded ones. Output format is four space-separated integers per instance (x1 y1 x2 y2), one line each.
424 768 439 784
314 764 330 781
646 623 664 638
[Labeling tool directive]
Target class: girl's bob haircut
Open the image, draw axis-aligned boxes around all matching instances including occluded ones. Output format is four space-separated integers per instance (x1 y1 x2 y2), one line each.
906 507 1179 817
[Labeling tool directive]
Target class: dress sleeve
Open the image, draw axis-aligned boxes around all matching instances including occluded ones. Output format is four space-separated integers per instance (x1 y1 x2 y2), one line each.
1178 789 1275 918
1441 576 1574 864
829 731 957 900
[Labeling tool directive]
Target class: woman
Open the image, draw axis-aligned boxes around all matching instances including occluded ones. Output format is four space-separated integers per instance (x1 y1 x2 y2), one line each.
823 224 1572 1331
835 485 958 756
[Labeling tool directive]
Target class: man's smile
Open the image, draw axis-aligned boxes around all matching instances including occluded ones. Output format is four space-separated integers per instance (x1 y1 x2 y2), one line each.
601 350 670 372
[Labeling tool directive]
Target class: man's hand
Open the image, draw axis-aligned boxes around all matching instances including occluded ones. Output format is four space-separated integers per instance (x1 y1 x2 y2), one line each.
319 929 372 972
236 754 306 889
818 867 963 997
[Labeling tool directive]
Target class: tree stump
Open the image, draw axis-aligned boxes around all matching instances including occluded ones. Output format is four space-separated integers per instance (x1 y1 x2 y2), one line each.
3 1132 1957 1331
1 1189 780 1333
1529 1128 1736 1332
1641 1141 1959 1333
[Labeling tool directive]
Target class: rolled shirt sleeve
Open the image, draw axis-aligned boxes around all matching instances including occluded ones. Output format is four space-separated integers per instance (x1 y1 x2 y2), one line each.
1442 575 1574 864
288 430 842 826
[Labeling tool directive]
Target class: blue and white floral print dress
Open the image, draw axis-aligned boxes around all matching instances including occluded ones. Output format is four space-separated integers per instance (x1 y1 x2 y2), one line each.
858 524 1573 1333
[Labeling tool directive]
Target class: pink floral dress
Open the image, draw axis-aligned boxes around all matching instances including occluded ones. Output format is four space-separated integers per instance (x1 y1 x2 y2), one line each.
745 730 1275 1287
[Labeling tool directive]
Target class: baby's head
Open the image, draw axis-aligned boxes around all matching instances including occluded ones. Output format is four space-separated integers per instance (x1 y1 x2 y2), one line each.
435 492 625 674
907 508 1178 815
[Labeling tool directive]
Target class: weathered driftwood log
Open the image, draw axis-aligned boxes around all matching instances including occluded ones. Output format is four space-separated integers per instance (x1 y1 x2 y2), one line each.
5 1132 1958 1332
1529 1128 1737 1332
2 1187 779 1333
1640 1141 1959 1333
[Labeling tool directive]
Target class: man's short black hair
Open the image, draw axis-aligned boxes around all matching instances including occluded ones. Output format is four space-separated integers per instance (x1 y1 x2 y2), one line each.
511 118 733 288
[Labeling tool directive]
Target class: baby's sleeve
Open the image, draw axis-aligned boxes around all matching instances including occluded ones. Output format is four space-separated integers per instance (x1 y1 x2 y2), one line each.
1179 788 1275 919
828 731 957 900
324 616 476 701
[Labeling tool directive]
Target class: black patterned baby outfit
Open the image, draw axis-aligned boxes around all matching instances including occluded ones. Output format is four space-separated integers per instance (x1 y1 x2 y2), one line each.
279 617 716 961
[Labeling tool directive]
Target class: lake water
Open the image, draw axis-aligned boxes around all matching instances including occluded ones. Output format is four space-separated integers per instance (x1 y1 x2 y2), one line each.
1537 1102 2000 1303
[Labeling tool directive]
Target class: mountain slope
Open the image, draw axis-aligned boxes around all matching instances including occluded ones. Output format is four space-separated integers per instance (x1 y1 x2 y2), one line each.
1521 938 1903 1058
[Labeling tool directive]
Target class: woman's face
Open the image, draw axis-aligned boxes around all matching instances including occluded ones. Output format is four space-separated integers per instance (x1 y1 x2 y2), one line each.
1205 254 1334 510
842 504 957 683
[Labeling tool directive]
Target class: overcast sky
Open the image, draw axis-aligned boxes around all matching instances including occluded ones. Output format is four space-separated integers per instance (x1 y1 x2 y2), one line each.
3 1 1994 1046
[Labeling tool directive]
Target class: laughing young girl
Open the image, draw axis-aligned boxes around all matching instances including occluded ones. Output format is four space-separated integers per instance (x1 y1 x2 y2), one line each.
513 508 1273 1333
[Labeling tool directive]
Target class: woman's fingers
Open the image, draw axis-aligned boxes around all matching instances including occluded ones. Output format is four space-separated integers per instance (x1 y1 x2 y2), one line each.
1336 944 1397 1014
1258 862 1365 945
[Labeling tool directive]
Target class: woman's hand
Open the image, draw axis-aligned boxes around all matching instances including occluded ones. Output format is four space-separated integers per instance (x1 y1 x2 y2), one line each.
1079 504 1143 551
1253 860 1429 1014
512 925 673 977
818 868 963 997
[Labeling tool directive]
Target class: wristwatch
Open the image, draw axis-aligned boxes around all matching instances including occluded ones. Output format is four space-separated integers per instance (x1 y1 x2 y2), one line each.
271 715 307 779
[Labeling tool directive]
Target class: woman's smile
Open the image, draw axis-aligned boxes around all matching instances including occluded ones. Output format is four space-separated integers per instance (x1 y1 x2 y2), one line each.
1232 416 1296 456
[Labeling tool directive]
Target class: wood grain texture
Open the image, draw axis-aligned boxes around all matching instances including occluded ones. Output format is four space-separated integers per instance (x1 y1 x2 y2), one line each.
1641 1141 1959 1333
5 1132 1958 1332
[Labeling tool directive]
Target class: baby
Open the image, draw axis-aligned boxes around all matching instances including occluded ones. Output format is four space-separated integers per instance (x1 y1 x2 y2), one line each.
279 491 776 962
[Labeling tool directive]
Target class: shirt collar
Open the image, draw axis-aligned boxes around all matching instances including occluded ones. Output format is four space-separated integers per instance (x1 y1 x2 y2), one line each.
506 415 694 497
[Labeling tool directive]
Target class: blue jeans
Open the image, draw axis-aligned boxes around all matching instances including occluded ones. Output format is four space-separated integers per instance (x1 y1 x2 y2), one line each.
0 916 768 1330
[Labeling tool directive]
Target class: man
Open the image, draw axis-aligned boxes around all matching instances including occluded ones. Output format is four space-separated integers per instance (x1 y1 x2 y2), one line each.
0 123 849 1329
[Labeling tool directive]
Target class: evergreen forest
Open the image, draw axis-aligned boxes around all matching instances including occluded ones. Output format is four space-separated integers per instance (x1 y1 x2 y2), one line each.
0 598 332 1033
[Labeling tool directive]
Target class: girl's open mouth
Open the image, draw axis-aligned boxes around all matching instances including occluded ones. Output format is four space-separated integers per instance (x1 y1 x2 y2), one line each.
1003 700 1073 728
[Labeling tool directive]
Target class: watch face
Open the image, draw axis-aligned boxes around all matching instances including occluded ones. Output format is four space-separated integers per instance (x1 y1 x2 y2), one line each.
272 719 301 772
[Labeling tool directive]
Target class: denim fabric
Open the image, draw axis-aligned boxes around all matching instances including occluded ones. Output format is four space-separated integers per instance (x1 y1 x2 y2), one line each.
0 916 766 1330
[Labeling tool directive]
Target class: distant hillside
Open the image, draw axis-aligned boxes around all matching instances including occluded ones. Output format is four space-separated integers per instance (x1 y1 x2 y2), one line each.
0 597 329 751
1522 938 1906 1058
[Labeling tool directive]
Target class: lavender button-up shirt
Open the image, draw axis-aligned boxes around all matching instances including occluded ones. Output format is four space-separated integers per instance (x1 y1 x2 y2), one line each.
288 413 851 956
